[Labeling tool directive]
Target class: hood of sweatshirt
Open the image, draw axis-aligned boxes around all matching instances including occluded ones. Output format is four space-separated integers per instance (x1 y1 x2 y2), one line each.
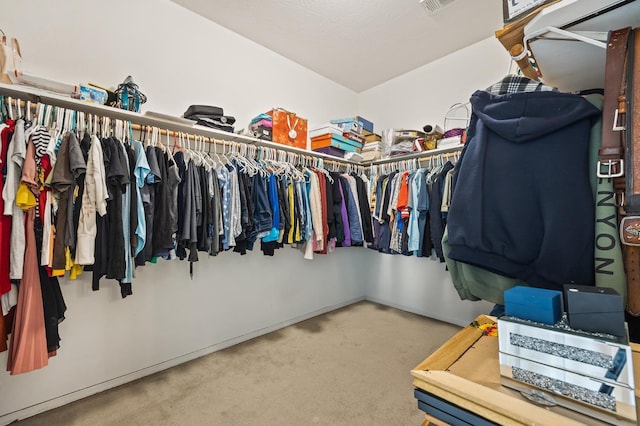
470 90 601 143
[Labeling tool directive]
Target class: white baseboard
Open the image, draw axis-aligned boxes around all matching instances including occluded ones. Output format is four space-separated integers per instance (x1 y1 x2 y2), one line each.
0 296 365 426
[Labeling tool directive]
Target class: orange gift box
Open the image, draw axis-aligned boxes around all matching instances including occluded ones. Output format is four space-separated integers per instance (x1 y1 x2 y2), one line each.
266 108 308 149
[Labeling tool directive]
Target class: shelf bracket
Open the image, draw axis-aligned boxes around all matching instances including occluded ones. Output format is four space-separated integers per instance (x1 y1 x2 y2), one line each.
523 26 608 50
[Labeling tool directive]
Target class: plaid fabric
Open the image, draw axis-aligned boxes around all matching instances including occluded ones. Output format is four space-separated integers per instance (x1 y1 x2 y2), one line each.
485 75 556 95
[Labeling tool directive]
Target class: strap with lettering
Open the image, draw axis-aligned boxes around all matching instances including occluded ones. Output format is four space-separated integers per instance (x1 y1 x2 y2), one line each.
599 27 631 191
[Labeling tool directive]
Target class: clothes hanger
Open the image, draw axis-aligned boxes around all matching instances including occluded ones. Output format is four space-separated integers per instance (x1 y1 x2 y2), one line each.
85 113 92 136
245 145 260 176
6 96 13 120
35 102 44 127
195 135 207 166
155 127 166 152
164 128 173 152
221 140 232 167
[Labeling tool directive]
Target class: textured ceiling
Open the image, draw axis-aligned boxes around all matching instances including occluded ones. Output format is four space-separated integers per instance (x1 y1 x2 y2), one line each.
170 0 504 92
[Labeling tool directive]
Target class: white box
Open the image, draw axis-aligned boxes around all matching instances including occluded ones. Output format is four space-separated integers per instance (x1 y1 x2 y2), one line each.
498 318 634 388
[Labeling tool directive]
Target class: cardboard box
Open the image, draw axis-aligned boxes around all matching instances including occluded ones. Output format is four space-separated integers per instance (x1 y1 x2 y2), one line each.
364 133 382 143
251 125 272 141
565 284 626 337
331 117 373 133
504 286 563 325
309 124 343 139
498 317 634 387
312 146 345 158
356 116 374 133
311 134 361 153
339 120 364 135
266 108 308 149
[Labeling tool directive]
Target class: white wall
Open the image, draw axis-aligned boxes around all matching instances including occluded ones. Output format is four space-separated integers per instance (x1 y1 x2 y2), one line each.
1 0 358 131
0 0 363 423
367 253 492 327
357 36 511 132
0 248 366 423
358 36 508 322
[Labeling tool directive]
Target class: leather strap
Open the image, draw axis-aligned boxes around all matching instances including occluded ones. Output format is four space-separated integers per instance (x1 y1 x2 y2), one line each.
600 27 632 192
620 29 640 315
626 245 640 315
627 30 640 212
621 29 640 239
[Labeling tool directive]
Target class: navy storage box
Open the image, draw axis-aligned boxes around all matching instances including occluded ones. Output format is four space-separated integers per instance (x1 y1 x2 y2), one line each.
504 286 562 325
564 284 625 337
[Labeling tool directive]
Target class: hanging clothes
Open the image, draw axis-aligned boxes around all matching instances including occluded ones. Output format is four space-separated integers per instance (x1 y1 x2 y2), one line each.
216 165 230 251
76 135 108 265
102 137 126 283
209 169 222 256
49 133 74 271
354 174 373 244
5 119 26 281
446 90 600 290
341 175 363 247
6 208 48 375
152 147 174 257
178 158 200 263
164 148 179 254
0 118 12 351
0 119 14 304
137 144 162 265
261 173 280 256
233 170 253 255
429 161 453 262
118 139 133 298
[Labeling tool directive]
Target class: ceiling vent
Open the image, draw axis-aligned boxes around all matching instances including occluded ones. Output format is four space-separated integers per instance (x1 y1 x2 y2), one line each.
419 0 457 14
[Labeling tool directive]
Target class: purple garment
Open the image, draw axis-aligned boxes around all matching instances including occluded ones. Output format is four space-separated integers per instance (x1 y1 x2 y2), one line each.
338 183 351 247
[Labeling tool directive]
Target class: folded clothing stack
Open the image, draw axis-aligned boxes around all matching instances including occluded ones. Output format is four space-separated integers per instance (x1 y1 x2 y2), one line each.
390 129 426 157
183 105 236 133
249 113 273 141
360 140 382 161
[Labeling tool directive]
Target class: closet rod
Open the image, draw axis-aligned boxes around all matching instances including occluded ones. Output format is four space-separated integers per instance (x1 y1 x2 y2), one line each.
369 144 463 165
0 82 362 167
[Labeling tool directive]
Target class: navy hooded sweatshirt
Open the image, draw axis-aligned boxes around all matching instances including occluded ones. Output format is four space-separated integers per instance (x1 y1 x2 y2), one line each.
446 90 600 290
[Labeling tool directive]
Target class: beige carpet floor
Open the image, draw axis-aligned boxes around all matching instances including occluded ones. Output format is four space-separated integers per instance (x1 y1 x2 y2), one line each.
16 301 461 426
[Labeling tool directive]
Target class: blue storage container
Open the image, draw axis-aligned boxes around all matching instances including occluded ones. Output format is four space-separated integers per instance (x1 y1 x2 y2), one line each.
356 116 374 133
504 286 563 325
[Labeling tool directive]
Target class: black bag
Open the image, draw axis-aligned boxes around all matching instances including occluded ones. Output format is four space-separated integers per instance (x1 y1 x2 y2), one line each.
183 105 224 119
186 113 236 126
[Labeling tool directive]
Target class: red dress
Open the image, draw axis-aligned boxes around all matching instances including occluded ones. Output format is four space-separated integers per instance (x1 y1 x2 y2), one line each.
0 120 14 296
0 120 14 353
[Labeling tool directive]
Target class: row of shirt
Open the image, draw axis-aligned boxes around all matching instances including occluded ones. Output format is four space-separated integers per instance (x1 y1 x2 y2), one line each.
0 109 459 375
368 161 455 260
0 114 382 374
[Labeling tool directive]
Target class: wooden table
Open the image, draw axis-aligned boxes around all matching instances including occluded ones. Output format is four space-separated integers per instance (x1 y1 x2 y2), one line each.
411 315 640 426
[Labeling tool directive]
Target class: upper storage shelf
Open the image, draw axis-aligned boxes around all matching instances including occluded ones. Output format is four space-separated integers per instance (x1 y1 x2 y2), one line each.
496 0 640 92
522 0 640 92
